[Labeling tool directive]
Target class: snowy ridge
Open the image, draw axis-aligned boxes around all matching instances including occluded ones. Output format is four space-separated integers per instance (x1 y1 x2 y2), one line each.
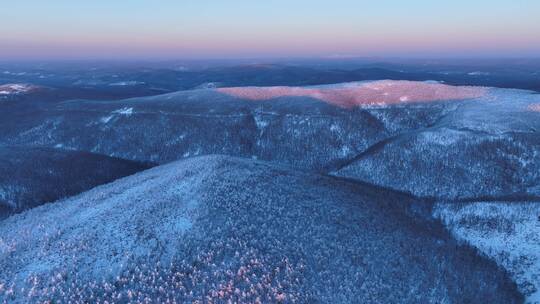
434 201 540 303
0 84 40 96
217 80 486 108
529 103 540 112
0 156 522 303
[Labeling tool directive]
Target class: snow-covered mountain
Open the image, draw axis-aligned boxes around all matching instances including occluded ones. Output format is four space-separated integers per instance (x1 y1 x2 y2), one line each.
2 80 538 199
0 81 487 167
1 79 539 301
334 86 540 199
434 201 540 302
0 84 40 96
334 128 539 200
0 156 522 303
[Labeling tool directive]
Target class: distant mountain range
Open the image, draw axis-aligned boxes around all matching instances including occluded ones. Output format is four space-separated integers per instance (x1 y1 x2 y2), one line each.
1 60 540 103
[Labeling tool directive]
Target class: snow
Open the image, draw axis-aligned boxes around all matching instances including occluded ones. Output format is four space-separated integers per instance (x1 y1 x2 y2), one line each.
339 145 352 157
528 104 540 112
1 77 537 302
330 123 340 132
399 96 409 102
434 201 540 303
9 85 27 91
100 108 134 123
253 114 269 129
468 71 490 76
114 107 134 116
109 81 145 86
2 71 27 76
334 84 540 200
217 80 486 108
418 128 467 146
0 156 521 303
0 84 38 95
195 82 220 89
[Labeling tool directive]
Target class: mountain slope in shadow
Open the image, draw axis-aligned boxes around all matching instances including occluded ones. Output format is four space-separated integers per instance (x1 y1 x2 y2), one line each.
0 146 151 219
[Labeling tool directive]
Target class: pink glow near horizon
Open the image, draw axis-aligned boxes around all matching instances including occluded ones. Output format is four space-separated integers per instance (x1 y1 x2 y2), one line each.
2 1 540 59
217 81 486 108
528 104 540 112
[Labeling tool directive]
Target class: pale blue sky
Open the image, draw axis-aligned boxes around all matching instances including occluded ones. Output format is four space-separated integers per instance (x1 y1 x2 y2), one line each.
1 0 539 59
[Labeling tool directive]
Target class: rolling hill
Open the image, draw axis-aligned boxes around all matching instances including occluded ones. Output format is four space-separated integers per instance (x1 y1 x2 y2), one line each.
0 156 522 303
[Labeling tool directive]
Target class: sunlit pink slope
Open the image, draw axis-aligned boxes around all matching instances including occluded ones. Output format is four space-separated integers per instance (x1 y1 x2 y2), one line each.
217 80 486 108
528 104 540 112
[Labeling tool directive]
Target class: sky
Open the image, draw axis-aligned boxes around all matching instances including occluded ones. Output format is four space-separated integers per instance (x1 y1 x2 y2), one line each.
1 0 539 60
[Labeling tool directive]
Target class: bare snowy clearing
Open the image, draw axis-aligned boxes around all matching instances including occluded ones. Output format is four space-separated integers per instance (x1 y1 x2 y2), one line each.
218 80 486 108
